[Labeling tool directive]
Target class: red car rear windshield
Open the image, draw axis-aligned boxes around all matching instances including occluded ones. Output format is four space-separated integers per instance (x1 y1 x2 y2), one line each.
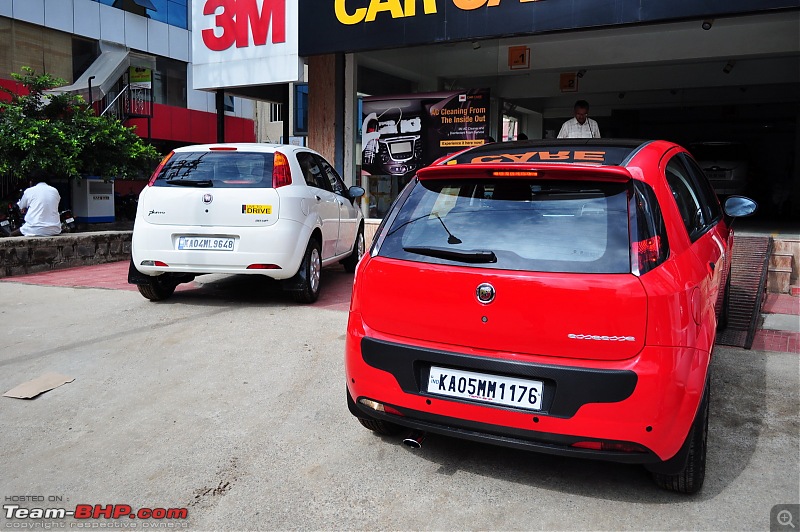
378 178 632 274
152 152 274 188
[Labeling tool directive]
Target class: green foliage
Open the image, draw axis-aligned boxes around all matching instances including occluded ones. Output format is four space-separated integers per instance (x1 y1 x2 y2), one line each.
0 66 161 181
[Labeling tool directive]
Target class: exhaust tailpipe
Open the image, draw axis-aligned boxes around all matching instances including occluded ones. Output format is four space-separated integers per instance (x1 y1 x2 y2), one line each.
402 431 426 449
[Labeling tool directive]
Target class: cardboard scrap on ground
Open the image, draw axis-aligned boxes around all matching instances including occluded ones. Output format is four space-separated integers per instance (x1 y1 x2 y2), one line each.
3 373 75 399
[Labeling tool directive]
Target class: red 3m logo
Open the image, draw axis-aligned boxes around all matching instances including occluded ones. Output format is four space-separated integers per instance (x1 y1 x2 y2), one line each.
202 0 285 51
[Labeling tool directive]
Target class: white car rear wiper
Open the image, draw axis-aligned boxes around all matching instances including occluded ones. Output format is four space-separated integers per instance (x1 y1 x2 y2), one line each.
165 178 214 187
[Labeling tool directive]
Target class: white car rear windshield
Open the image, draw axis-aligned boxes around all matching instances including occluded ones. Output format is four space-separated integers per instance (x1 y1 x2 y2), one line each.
152 152 274 188
379 179 631 273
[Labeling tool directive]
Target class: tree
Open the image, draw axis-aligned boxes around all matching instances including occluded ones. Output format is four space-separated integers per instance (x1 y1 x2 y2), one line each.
0 67 161 183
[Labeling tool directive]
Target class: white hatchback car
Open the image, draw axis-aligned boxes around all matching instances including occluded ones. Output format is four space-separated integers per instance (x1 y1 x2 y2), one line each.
128 143 365 303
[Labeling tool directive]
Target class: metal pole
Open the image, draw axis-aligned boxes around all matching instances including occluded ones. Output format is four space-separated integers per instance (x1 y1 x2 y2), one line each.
87 75 96 113
216 90 225 143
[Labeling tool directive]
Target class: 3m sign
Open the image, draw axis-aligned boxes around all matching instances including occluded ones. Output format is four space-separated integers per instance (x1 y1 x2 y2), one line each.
201 0 285 51
192 0 302 90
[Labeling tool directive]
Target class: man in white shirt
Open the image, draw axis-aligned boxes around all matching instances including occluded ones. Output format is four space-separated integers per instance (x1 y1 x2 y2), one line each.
557 100 601 139
10 171 62 237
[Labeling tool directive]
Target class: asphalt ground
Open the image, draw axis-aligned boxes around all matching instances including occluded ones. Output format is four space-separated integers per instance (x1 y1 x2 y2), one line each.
0 263 798 531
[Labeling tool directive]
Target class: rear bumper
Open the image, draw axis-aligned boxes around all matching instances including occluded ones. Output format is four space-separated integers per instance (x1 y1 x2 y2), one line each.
131 218 310 280
345 324 710 464
347 386 661 465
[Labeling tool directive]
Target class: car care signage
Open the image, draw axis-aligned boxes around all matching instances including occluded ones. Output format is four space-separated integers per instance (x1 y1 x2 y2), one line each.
300 0 800 55
361 89 489 180
192 0 303 90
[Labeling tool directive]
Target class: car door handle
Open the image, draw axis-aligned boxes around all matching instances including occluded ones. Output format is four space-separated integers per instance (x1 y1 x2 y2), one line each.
314 195 321 202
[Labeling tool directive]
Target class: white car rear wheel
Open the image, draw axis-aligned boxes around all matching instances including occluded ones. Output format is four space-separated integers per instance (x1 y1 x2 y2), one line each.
292 238 321 303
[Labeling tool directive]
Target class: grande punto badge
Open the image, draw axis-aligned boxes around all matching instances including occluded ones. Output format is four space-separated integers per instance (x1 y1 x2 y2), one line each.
476 283 495 304
202 194 213 204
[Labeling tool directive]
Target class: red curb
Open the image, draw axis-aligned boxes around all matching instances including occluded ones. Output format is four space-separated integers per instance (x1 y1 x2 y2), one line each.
751 330 800 354
762 293 800 316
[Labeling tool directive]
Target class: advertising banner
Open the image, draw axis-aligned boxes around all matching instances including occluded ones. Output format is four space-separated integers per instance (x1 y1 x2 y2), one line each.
192 0 303 90
362 89 489 177
361 89 489 217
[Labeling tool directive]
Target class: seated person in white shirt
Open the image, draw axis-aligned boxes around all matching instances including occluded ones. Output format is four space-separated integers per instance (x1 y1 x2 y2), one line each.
7 170 62 237
558 100 601 139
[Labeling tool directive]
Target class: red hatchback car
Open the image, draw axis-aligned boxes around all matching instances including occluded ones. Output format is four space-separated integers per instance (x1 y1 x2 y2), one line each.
345 139 757 494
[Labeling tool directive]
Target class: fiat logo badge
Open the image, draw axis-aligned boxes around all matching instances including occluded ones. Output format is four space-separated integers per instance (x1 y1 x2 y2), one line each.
476 283 495 304
202 194 213 204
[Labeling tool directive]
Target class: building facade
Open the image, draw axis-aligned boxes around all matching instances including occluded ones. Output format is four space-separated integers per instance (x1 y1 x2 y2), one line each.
0 0 257 160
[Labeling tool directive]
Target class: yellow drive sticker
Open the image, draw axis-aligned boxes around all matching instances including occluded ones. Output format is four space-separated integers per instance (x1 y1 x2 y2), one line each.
242 205 272 215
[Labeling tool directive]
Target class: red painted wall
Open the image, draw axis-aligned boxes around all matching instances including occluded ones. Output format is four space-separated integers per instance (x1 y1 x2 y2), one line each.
0 79 255 144
127 103 256 144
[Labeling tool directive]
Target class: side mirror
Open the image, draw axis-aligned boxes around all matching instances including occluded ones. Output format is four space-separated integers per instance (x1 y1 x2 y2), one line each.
348 186 366 200
723 195 758 218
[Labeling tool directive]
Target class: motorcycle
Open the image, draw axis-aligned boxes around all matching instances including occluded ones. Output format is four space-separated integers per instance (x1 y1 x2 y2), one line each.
0 201 22 237
114 192 139 221
60 209 76 233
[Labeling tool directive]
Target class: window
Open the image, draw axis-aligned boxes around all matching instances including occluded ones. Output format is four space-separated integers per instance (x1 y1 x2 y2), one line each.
665 158 706 241
679 153 723 224
269 103 283 123
296 152 329 191
294 83 308 135
72 38 98 84
151 152 273 189
378 178 631 274
315 156 347 196
94 0 188 29
153 56 187 108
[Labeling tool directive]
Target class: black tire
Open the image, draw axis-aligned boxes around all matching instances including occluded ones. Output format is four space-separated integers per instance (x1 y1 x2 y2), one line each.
341 225 365 273
292 237 322 303
137 275 177 301
357 417 403 436
652 379 710 494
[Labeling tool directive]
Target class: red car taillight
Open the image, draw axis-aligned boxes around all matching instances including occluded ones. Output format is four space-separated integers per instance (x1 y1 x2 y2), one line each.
633 235 664 270
147 152 175 186
272 152 292 188
572 441 647 453
629 181 669 275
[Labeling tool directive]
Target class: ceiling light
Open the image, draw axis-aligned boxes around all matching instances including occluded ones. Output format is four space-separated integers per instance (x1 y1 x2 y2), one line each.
702 19 714 30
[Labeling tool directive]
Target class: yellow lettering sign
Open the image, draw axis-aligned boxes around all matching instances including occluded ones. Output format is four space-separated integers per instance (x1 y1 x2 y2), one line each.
574 151 606 161
366 0 406 22
335 0 367 25
468 150 609 163
336 0 437 24
242 205 272 215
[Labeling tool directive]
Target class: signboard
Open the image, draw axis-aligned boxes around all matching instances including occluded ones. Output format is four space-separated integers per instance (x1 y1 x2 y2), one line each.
192 0 303 90
362 89 489 180
129 67 152 89
299 0 800 56
560 72 578 92
508 46 530 70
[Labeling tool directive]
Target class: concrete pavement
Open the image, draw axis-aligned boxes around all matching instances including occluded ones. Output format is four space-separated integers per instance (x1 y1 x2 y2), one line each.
2 261 797 353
